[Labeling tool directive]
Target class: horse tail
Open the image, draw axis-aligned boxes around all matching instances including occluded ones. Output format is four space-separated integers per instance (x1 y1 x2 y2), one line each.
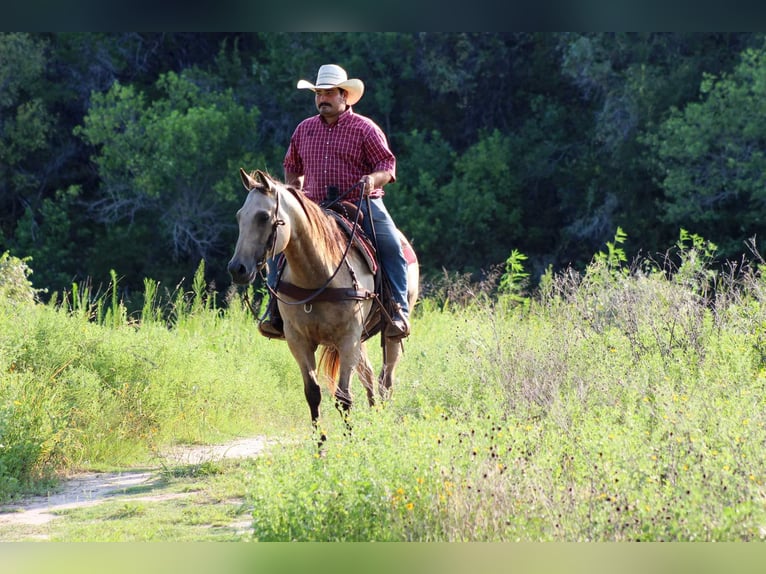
318 345 340 394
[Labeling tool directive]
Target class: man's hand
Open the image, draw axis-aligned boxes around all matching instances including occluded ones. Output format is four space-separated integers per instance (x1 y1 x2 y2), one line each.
360 174 375 196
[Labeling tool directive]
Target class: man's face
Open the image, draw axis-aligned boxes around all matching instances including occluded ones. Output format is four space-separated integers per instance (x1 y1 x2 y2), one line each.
314 88 346 119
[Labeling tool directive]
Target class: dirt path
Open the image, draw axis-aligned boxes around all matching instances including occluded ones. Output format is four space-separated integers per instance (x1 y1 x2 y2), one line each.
0 436 270 530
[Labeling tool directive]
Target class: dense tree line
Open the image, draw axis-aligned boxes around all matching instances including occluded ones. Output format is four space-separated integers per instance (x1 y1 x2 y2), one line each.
2 32 765 302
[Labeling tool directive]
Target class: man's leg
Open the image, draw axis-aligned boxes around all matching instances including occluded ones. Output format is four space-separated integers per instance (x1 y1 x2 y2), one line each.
363 198 410 338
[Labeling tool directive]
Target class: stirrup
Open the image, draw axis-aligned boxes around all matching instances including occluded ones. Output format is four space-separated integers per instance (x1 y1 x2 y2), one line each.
384 308 410 339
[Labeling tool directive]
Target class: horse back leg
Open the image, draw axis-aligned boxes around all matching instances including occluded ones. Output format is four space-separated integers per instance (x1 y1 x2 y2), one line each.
332 339 368 432
379 337 404 401
355 342 376 407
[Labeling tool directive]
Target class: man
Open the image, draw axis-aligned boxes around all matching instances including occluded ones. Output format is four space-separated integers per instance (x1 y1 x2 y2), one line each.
260 63 410 339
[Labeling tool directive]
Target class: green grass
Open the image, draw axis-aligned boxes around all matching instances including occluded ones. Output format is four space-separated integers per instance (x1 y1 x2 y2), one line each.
3 238 766 541
0 260 306 503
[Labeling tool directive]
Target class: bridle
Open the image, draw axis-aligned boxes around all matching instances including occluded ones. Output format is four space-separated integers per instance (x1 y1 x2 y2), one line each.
257 187 285 271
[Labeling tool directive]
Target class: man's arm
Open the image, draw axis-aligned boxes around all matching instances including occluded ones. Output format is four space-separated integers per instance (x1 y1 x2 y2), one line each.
285 170 303 189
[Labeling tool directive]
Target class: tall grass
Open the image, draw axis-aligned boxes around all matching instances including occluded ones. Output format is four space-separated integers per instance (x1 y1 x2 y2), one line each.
0 259 303 501
243 231 766 541
3 232 766 540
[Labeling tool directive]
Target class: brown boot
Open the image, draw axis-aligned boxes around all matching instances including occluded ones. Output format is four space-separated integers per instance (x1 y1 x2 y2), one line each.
258 299 284 340
258 318 285 339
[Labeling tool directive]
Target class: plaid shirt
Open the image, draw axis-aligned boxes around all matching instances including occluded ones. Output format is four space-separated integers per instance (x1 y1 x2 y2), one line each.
283 108 396 202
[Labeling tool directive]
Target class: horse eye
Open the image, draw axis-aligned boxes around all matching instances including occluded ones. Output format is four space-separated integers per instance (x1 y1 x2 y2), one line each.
254 211 271 224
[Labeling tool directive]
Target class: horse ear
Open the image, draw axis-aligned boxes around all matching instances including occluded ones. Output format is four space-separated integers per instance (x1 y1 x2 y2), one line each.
253 170 275 192
240 167 255 191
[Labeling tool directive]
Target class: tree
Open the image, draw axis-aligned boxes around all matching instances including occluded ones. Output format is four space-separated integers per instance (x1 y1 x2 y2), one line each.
645 46 766 257
75 68 264 289
0 33 54 241
433 129 522 272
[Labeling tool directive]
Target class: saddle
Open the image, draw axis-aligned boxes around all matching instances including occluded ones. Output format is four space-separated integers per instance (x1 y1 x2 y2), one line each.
323 201 378 274
321 200 416 267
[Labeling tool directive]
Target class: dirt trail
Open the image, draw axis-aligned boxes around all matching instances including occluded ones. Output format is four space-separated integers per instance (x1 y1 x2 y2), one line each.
0 437 269 529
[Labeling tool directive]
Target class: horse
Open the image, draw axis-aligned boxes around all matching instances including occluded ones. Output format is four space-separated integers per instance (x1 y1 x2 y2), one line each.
227 169 419 440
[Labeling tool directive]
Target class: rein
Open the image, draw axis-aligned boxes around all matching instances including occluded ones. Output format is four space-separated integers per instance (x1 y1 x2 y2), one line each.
260 182 374 307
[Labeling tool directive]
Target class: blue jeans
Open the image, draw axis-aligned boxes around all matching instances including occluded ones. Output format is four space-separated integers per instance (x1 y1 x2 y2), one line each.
361 198 409 318
266 197 409 318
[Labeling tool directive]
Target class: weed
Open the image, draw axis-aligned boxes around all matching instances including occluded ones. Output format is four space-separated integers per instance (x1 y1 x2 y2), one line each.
5 233 766 540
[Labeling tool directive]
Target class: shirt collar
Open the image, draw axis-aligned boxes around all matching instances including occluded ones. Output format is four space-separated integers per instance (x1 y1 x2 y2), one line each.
319 106 353 126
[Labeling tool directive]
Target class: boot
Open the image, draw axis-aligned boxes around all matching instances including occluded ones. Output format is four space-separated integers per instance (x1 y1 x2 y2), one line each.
259 298 284 340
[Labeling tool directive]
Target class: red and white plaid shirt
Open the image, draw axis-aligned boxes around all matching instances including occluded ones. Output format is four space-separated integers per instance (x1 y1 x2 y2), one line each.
283 108 396 202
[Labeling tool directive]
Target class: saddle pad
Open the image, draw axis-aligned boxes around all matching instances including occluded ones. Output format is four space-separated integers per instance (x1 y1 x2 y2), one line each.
325 211 378 274
402 238 417 265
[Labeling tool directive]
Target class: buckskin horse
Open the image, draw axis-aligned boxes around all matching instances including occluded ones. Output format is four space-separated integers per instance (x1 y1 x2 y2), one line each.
227 169 419 440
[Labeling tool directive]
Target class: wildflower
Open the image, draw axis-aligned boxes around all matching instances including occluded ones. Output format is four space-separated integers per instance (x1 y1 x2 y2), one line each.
406 502 414 511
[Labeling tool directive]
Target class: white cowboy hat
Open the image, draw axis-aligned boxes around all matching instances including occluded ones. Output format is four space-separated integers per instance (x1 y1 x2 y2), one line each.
297 64 365 106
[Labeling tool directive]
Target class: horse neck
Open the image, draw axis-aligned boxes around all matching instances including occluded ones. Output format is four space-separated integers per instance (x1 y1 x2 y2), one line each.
278 188 342 284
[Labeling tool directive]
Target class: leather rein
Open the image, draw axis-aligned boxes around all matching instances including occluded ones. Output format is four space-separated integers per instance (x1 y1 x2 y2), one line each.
258 182 378 307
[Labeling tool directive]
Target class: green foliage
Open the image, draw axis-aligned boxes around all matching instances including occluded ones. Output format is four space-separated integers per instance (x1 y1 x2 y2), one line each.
593 226 629 273
0 271 302 502
414 129 522 272
5 230 766 540
74 68 264 290
498 249 530 307
4 32 766 297
0 251 39 304
385 129 456 273
0 33 55 244
646 46 766 257
11 186 86 293
672 229 719 296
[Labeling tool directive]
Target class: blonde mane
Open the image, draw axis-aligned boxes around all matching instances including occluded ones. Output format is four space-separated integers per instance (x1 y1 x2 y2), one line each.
283 185 348 263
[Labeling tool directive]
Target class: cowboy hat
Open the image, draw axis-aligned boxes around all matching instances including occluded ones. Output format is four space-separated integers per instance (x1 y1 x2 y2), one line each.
297 64 365 106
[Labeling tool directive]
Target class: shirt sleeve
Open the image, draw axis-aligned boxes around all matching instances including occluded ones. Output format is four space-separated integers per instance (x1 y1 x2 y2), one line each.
364 123 397 182
282 127 304 176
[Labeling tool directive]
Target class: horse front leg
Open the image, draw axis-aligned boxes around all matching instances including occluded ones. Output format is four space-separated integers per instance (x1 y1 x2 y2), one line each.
288 341 325 445
303 370 325 444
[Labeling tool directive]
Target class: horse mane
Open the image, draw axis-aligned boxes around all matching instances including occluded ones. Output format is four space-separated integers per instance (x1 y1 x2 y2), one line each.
282 184 348 263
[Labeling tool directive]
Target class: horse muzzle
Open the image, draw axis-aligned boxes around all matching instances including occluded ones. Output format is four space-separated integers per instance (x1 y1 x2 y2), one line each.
227 256 259 285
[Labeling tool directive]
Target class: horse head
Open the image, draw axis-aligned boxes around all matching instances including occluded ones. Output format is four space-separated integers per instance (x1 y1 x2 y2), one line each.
227 168 284 285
